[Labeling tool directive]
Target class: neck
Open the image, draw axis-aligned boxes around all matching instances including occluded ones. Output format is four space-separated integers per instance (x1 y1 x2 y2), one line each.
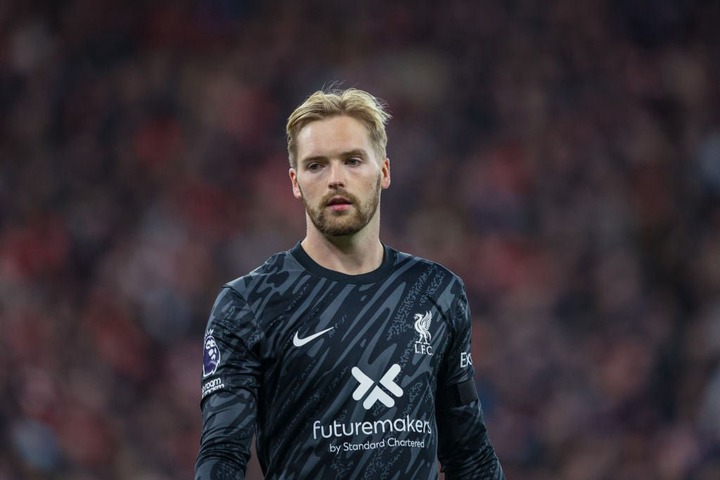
301 224 384 275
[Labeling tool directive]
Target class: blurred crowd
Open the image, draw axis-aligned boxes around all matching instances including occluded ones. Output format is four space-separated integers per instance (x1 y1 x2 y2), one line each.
1 0 719 478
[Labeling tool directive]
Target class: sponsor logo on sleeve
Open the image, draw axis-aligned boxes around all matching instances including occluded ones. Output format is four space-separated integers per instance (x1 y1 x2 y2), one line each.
203 330 221 377
201 330 226 398
460 351 473 368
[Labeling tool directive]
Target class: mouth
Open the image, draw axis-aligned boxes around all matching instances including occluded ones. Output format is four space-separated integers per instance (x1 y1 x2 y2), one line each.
326 196 353 211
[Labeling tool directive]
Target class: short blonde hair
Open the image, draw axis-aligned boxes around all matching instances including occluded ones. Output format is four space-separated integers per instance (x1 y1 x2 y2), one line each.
286 88 391 168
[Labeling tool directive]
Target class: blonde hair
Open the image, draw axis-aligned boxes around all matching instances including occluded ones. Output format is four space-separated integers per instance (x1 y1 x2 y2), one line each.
286 88 391 168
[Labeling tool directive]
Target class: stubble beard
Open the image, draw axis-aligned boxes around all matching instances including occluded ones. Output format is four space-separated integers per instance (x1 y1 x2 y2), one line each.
302 175 382 237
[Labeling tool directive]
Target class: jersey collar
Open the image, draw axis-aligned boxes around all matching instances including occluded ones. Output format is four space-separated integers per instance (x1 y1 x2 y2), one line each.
290 242 395 284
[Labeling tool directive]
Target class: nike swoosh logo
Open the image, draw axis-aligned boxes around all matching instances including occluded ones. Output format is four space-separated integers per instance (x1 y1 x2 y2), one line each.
293 327 334 347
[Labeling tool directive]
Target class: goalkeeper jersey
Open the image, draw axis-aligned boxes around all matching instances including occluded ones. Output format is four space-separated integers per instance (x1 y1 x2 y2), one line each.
195 242 504 480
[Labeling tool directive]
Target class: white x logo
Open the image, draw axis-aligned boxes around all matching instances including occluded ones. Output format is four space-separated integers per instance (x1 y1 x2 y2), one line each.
351 364 403 409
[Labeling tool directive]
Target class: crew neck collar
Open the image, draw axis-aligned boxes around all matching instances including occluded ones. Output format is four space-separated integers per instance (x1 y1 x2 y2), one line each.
290 242 395 284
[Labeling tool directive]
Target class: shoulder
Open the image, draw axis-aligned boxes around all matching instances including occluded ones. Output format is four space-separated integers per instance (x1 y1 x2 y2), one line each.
207 248 303 322
391 247 466 290
206 248 302 331
390 248 469 331
224 248 303 296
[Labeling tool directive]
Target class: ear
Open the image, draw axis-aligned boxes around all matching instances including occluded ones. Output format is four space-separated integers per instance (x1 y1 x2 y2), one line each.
381 158 391 189
289 168 302 199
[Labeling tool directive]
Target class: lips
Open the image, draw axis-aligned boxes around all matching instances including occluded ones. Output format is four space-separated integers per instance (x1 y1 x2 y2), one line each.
325 195 353 212
326 196 352 207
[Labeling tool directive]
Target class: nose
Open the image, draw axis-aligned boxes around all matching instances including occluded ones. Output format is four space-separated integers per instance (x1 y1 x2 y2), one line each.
328 161 345 189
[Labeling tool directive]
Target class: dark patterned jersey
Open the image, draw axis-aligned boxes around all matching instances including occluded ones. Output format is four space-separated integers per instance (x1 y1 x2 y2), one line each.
195 243 504 480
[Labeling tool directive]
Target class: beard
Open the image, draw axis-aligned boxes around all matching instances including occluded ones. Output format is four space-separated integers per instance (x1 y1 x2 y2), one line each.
301 175 382 237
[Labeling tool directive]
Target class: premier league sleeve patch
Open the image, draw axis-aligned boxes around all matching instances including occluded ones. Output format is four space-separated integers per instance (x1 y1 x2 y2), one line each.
203 330 221 378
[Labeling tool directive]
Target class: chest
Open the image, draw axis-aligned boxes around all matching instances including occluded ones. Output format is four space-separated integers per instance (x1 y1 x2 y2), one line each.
262 280 455 398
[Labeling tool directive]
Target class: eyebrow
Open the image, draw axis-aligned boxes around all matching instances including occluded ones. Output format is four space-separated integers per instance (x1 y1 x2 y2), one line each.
300 149 368 165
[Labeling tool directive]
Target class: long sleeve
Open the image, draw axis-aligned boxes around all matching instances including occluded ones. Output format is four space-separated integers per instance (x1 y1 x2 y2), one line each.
195 390 256 479
195 287 265 480
436 287 505 480
436 399 505 479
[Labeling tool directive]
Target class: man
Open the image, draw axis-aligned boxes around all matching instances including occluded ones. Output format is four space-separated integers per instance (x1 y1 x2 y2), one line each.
195 88 505 479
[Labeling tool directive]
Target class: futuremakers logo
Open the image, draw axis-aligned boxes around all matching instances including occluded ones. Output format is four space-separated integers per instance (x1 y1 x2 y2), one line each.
312 363 431 450
351 364 403 409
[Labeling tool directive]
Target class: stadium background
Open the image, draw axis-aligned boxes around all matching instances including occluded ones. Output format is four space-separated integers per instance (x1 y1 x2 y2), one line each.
1 0 719 478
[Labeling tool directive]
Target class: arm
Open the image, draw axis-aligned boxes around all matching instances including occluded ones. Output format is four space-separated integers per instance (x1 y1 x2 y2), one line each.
195 390 256 479
436 286 505 480
195 287 264 480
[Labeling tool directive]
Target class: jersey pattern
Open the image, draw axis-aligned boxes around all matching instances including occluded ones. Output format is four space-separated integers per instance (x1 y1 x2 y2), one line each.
196 243 504 480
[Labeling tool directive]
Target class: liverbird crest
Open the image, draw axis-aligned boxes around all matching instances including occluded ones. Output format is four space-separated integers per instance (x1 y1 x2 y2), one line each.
414 311 432 344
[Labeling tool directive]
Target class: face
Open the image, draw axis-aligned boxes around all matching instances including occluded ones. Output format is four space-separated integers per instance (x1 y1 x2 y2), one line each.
289 116 391 237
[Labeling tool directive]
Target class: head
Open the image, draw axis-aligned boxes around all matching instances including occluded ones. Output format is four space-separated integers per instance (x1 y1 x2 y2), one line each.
287 88 392 238
286 88 391 170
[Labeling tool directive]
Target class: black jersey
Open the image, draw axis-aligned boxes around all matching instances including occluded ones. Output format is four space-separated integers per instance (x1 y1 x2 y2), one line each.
195 243 504 480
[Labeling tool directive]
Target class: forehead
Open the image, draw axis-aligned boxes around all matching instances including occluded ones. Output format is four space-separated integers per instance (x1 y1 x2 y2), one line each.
296 116 375 161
